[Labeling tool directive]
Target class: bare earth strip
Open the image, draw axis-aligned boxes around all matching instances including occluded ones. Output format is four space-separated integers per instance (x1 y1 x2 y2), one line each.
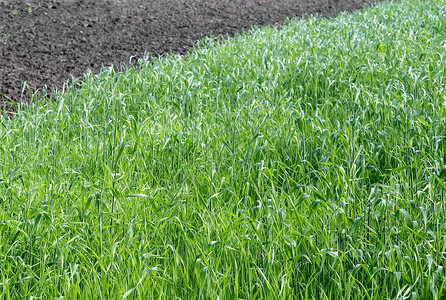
0 0 386 109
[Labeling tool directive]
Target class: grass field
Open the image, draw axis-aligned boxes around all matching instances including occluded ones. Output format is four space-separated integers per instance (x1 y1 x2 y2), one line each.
1 0 446 298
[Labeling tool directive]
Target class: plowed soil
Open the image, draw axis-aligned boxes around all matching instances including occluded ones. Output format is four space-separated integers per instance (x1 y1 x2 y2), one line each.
0 0 386 112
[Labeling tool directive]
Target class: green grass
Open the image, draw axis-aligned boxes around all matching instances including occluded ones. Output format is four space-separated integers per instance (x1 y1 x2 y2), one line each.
1 0 446 298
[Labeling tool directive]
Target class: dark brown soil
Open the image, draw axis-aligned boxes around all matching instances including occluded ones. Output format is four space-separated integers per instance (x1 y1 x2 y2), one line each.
0 0 386 111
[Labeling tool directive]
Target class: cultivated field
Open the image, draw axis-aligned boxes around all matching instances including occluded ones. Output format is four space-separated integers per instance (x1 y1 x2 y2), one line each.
1 0 446 298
